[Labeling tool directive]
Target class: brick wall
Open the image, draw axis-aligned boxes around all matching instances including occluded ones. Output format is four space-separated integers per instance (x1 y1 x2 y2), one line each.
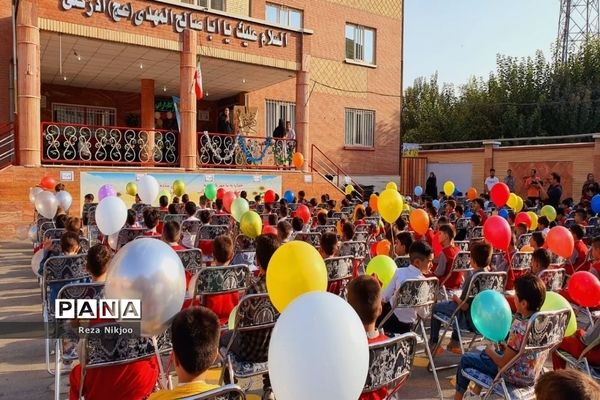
0 0 14 122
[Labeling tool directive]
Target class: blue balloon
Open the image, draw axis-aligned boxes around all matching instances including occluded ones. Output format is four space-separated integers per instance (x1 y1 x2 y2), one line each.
453 188 460 196
283 190 295 203
464 211 473 218
432 199 440 209
592 194 600 214
414 186 423 196
498 208 509 220
471 290 512 342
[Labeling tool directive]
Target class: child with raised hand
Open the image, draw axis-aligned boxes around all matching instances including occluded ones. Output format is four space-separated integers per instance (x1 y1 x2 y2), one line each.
149 307 220 400
454 275 547 400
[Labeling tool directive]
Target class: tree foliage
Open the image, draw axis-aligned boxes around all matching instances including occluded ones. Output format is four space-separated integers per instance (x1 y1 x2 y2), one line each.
402 39 600 143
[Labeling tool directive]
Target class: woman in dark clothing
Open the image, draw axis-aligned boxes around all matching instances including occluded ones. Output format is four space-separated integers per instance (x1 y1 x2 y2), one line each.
216 108 234 163
217 108 234 134
546 172 563 209
272 119 285 138
581 173 599 203
425 172 438 199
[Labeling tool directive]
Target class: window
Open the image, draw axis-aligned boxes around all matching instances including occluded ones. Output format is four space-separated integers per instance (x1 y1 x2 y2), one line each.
265 3 303 29
266 100 296 137
180 0 225 11
345 24 376 65
345 108 375 147
52 103 116 126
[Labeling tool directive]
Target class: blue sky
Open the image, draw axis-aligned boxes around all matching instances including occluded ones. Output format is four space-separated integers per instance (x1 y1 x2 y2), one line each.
404 0 559 88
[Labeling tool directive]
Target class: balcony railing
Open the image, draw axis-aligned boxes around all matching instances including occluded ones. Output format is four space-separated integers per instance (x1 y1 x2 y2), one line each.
41 122 179 167
197 131 296 169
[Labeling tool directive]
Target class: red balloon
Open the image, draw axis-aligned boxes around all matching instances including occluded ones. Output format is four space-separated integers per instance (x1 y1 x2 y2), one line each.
222 191 237 213
296 204 311 224
483 215 511 250
547 226 574 259
264 189 276 204
568 271 600 307
40 176 56 190
262 225 278 235
514 212 532 229
490 182 510 208
432 231 442 257
370 242 378 257
217 188 225 199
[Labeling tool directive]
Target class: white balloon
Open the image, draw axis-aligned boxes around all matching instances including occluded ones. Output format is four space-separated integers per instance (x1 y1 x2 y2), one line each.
138 175 159 205
108 232 119 251
28 225 39 242
34 191 58 219
29 187 43 204
105 238 186 337
31 249 44 276
96 196 127 236
56 191 73 211
268 292 369 400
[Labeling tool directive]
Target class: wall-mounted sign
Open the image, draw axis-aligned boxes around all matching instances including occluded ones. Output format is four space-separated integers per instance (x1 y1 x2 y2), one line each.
60 0 289 47
402 143 420 158
60 171 74 181
155 99 175 112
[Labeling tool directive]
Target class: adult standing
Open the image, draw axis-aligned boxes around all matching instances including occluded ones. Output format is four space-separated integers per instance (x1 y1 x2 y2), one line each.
425 172 438 199
484 168 499 194
216 107 234 163
581 173 599 203
504 169 516 193
284 121 296 166
546 172 563 209
272 119 285 139
524 169 543 206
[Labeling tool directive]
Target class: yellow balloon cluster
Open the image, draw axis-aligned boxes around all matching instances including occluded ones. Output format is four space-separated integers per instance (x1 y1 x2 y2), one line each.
506 193 524 212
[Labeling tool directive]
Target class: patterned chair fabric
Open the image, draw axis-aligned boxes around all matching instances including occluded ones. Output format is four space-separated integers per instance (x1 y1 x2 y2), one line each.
339 240 368 260
491 252 506 270
198 225 230 241
469 226 484 239
210 214 233 226
294 232 322 247
116 228 146 250
288 203 298 211
81 203 97 225
537 268 566 292
467 271 507 297
365 217 380 225
312 225 336 234
49 238 90 254
43 255 90 316
176 249 204 275
455 218 469 231
181 220 202 242
331 212 346 220
355 224 370 232
362 332 418 393
380 278 439 329
39 221 55 242
324 256 354 281
564 218 575 228
452 251 472 272
461 309 570 399
517 233 532 249
164 214 186 224
44 228 66 240
327 217 340 226
554 333 600 380
234 235 256 252
87 206 97 226
394 256 411 268
352 231 370 242
194 265 251 297
341 206 354 214
454 241 469 252
178 384 247 400
511 252 533 271
255 204 265 214
550 253 565 267
131 203 148 214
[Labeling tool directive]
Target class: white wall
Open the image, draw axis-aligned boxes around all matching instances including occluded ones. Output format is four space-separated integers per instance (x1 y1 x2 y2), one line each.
427 163 473 194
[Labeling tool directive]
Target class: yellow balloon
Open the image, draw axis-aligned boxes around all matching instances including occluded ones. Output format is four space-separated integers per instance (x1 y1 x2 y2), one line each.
443 181 455 196
527 211 538 231
345 184 355 195
385 181 398 191
266 241 328 312
403 203 411 213
378 189 404 223
515 196 524 212
506 193 518 209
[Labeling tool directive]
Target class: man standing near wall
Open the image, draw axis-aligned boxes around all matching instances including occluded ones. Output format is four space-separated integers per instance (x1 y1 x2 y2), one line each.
525 169 543 206
504 169 515 193
484 169 499 194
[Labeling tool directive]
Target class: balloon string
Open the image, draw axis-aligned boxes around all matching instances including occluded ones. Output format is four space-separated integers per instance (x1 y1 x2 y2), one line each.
152 336 169 389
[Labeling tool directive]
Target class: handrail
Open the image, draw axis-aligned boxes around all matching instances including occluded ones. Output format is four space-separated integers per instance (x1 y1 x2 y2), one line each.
310 144 364 200
0 121 15 169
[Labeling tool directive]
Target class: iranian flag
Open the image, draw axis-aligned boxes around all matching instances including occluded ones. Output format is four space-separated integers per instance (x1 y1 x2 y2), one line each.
193 61 203 100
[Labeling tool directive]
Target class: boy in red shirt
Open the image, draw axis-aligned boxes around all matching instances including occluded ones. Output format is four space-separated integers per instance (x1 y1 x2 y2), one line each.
568 224 589 274
590 237 600 278
574 209 588 227
204 235 239 325
143 208 162 237
433 224 462 291
471 198 487 224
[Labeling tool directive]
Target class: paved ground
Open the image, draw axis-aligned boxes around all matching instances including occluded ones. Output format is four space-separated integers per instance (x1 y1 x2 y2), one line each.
0 240 459 399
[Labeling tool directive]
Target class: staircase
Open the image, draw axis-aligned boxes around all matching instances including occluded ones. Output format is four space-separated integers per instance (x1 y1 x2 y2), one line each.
310 144 364 200
0 122 16 170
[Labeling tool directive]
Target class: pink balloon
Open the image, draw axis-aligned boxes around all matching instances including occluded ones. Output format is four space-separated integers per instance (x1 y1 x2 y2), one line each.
223 191 237 213
483 215 511 250
98 184 117 201
490 183 510 208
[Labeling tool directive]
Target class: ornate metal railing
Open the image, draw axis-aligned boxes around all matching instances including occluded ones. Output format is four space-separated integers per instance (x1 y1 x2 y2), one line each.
41 122 179 166
0 121 16 169
197 131 296 169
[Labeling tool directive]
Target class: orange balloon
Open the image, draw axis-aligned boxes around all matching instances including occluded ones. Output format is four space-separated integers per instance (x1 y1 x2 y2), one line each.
376 239 391 256
292 152 304 169
369 194 378 212
546 226 575 259
467 187 478 200
409 209 430 235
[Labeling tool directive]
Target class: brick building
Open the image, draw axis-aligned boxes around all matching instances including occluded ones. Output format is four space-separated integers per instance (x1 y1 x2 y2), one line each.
1 0 402 185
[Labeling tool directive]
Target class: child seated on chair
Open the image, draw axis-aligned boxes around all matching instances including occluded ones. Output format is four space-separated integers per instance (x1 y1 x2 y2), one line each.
529 231 545 251
125 209 140 228
551 320 600 371
589 236 600 278
143 208 161 237
471 198 487 224
429 242 492 355
205 235 238 324
569 224 589 274
574 208 588 227
214 198 225 214
535 369 600 400
380 241 433 334
507 248 550 312
454 275 547 400
342 222 355 242
149 307 220 400
162 221 186 251
537 216 550 237
394 232 413 257
290 216 304 240
320 232 338 259
347 275 389 400
276 220 292 243
158 195 169 212
433 224 462 292
39 232 82 301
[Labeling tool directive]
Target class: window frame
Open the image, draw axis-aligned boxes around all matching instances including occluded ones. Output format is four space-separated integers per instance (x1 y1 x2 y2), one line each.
345 23 376 66
344 108 375 148
51 103 117 126
265 100 296 138
180 0 226 11
265 2 303 29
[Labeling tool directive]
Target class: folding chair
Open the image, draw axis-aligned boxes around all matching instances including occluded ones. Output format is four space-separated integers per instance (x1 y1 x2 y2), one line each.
211 214 233 226
220 294 280 386
341 206 354 214
163 214 186 224
430 272 507 370
41 254 90 375
331 212 345 220
555 332 600 381
469 226 484 240
324 256 354 296
455 218 469 231
44 228 66 241
115 228 146 250
394 256 411 268
455 240 470 252
339 240 369 275
288 203 299 211
549 253 565 268
511 252 532 273
537 268 566 292
491 251 507 271
234 235 256 252
53 282 105 400
461 309 571 399
196 225 231 263
517 233 532 249
81 203 97 226
362 332 419 399
255 204 265 214
378 277 443 399
365 216 380 225
39 221 56 243
293 232 322 248
312 224 336 234
564 218 575 228
176 248 204 276
352 231 370 242
48 238 89 254
181 220 202 248
86 206 99 245
178 384 246 400
439 251 472 301
327 217 340 226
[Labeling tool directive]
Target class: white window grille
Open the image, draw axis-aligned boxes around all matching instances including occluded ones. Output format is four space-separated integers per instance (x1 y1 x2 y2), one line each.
345 108 375 147
345 24 376 65
266 100 296 137
265 3 303 28
52 103 116 126
180 0 225 10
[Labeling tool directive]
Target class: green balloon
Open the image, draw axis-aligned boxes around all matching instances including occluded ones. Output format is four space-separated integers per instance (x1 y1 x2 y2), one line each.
541 205 557 222
365 255 397 289
240 211 262 238
228 305 238 330
205 183 217 201
172 180 186 197
125 182 137 196
231 198 250 222
540 291 577 337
